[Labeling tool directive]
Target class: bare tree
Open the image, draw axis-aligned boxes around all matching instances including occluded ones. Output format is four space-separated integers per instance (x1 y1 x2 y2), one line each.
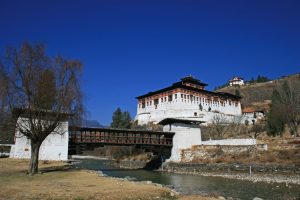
210 114 230 138
0 42 83 175
249 122 265 138
0 63 14 143
210 114 244 139
269 79 300 137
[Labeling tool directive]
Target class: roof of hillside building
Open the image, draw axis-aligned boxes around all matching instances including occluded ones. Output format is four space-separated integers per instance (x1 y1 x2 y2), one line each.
136 76 241 100
230 76 244 81
242 107 265 113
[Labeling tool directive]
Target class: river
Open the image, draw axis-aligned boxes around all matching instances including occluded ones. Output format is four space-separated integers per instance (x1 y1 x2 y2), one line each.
75 159 300 200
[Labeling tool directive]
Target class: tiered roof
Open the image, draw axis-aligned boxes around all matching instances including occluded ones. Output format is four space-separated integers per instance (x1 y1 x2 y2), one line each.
136 76 241 100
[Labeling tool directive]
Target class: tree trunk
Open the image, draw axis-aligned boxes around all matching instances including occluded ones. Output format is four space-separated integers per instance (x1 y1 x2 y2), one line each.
28 141 41 175
288 121 298 137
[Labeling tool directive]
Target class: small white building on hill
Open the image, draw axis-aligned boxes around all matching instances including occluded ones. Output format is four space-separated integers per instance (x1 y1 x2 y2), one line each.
229 76 244 86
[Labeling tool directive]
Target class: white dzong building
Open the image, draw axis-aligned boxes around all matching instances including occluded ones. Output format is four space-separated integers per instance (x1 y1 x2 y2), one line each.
135 76 242 125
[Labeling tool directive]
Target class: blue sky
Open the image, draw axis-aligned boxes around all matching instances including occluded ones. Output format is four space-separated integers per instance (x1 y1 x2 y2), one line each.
1 0 299 125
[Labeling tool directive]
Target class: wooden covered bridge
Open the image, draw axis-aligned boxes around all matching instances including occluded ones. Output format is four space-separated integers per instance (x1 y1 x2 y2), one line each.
69 127 175 147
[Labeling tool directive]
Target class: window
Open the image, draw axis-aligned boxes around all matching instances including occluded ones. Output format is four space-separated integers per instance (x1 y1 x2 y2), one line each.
142 103 145 108
194 112 197 116
199 103 203 111
161 98 164 102
164 97 167 101
168 95 172 102
190 94 193 101
181 94 183 98
154 99 159 105
175 94 177 99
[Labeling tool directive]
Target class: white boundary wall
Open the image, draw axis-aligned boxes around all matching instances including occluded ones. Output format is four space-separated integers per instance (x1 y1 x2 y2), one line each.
10 117 69 161
201 138 256 146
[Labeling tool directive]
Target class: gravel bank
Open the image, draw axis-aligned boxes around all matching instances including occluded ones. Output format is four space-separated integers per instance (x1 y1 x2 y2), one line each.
161 170 300 185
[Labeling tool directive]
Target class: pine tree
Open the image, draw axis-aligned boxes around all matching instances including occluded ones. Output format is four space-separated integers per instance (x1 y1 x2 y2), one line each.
235 89 241 97
267 87 284 136
111 108 132 129
111 108 123 128
121 111 132 129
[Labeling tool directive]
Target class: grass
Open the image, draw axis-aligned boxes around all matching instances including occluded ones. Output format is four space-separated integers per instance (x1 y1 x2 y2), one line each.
0 158 216 200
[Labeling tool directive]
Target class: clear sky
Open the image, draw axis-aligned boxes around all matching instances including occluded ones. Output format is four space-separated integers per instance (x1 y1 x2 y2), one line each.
1 0 299 125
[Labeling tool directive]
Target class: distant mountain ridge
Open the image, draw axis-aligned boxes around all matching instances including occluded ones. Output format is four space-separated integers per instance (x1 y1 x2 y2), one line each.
81 119 104 128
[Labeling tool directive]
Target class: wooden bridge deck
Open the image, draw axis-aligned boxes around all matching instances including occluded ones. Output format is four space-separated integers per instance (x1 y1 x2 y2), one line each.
69 127 175 147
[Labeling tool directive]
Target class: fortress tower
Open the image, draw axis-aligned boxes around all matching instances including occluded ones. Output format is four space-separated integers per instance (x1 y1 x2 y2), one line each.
135 76 242 125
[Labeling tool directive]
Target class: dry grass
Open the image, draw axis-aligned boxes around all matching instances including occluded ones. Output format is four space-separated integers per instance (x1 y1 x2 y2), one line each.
0 158 216 200
0 158 165 200
190 149 300 165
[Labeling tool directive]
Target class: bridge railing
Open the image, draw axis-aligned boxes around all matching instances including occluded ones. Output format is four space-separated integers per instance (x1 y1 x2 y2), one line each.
70 135 172 146
69 127 174 147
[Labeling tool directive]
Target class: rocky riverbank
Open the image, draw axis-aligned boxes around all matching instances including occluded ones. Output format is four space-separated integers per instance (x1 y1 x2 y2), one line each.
161 162 300 185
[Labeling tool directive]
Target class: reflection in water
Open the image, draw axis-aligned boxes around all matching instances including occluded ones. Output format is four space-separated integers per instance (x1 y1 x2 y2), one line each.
75 159 300 200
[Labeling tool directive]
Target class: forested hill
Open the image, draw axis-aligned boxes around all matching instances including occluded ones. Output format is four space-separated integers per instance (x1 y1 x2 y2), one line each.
216 73 300 111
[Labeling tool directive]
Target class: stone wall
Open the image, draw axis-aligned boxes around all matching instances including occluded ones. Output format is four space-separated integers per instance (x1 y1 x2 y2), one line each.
118 160 147 169
181 145 257 163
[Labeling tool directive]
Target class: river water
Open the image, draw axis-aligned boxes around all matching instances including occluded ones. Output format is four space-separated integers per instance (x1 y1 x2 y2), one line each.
75 159 300 200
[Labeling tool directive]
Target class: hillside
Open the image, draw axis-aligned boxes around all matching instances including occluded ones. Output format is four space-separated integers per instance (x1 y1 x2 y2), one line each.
216 73 300 111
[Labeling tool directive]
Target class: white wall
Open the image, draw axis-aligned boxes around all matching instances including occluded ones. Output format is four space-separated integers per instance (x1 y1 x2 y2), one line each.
163 123 202 162
201 138 256 146
10 117 69 161
136 92 242 125
241 112 265 124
